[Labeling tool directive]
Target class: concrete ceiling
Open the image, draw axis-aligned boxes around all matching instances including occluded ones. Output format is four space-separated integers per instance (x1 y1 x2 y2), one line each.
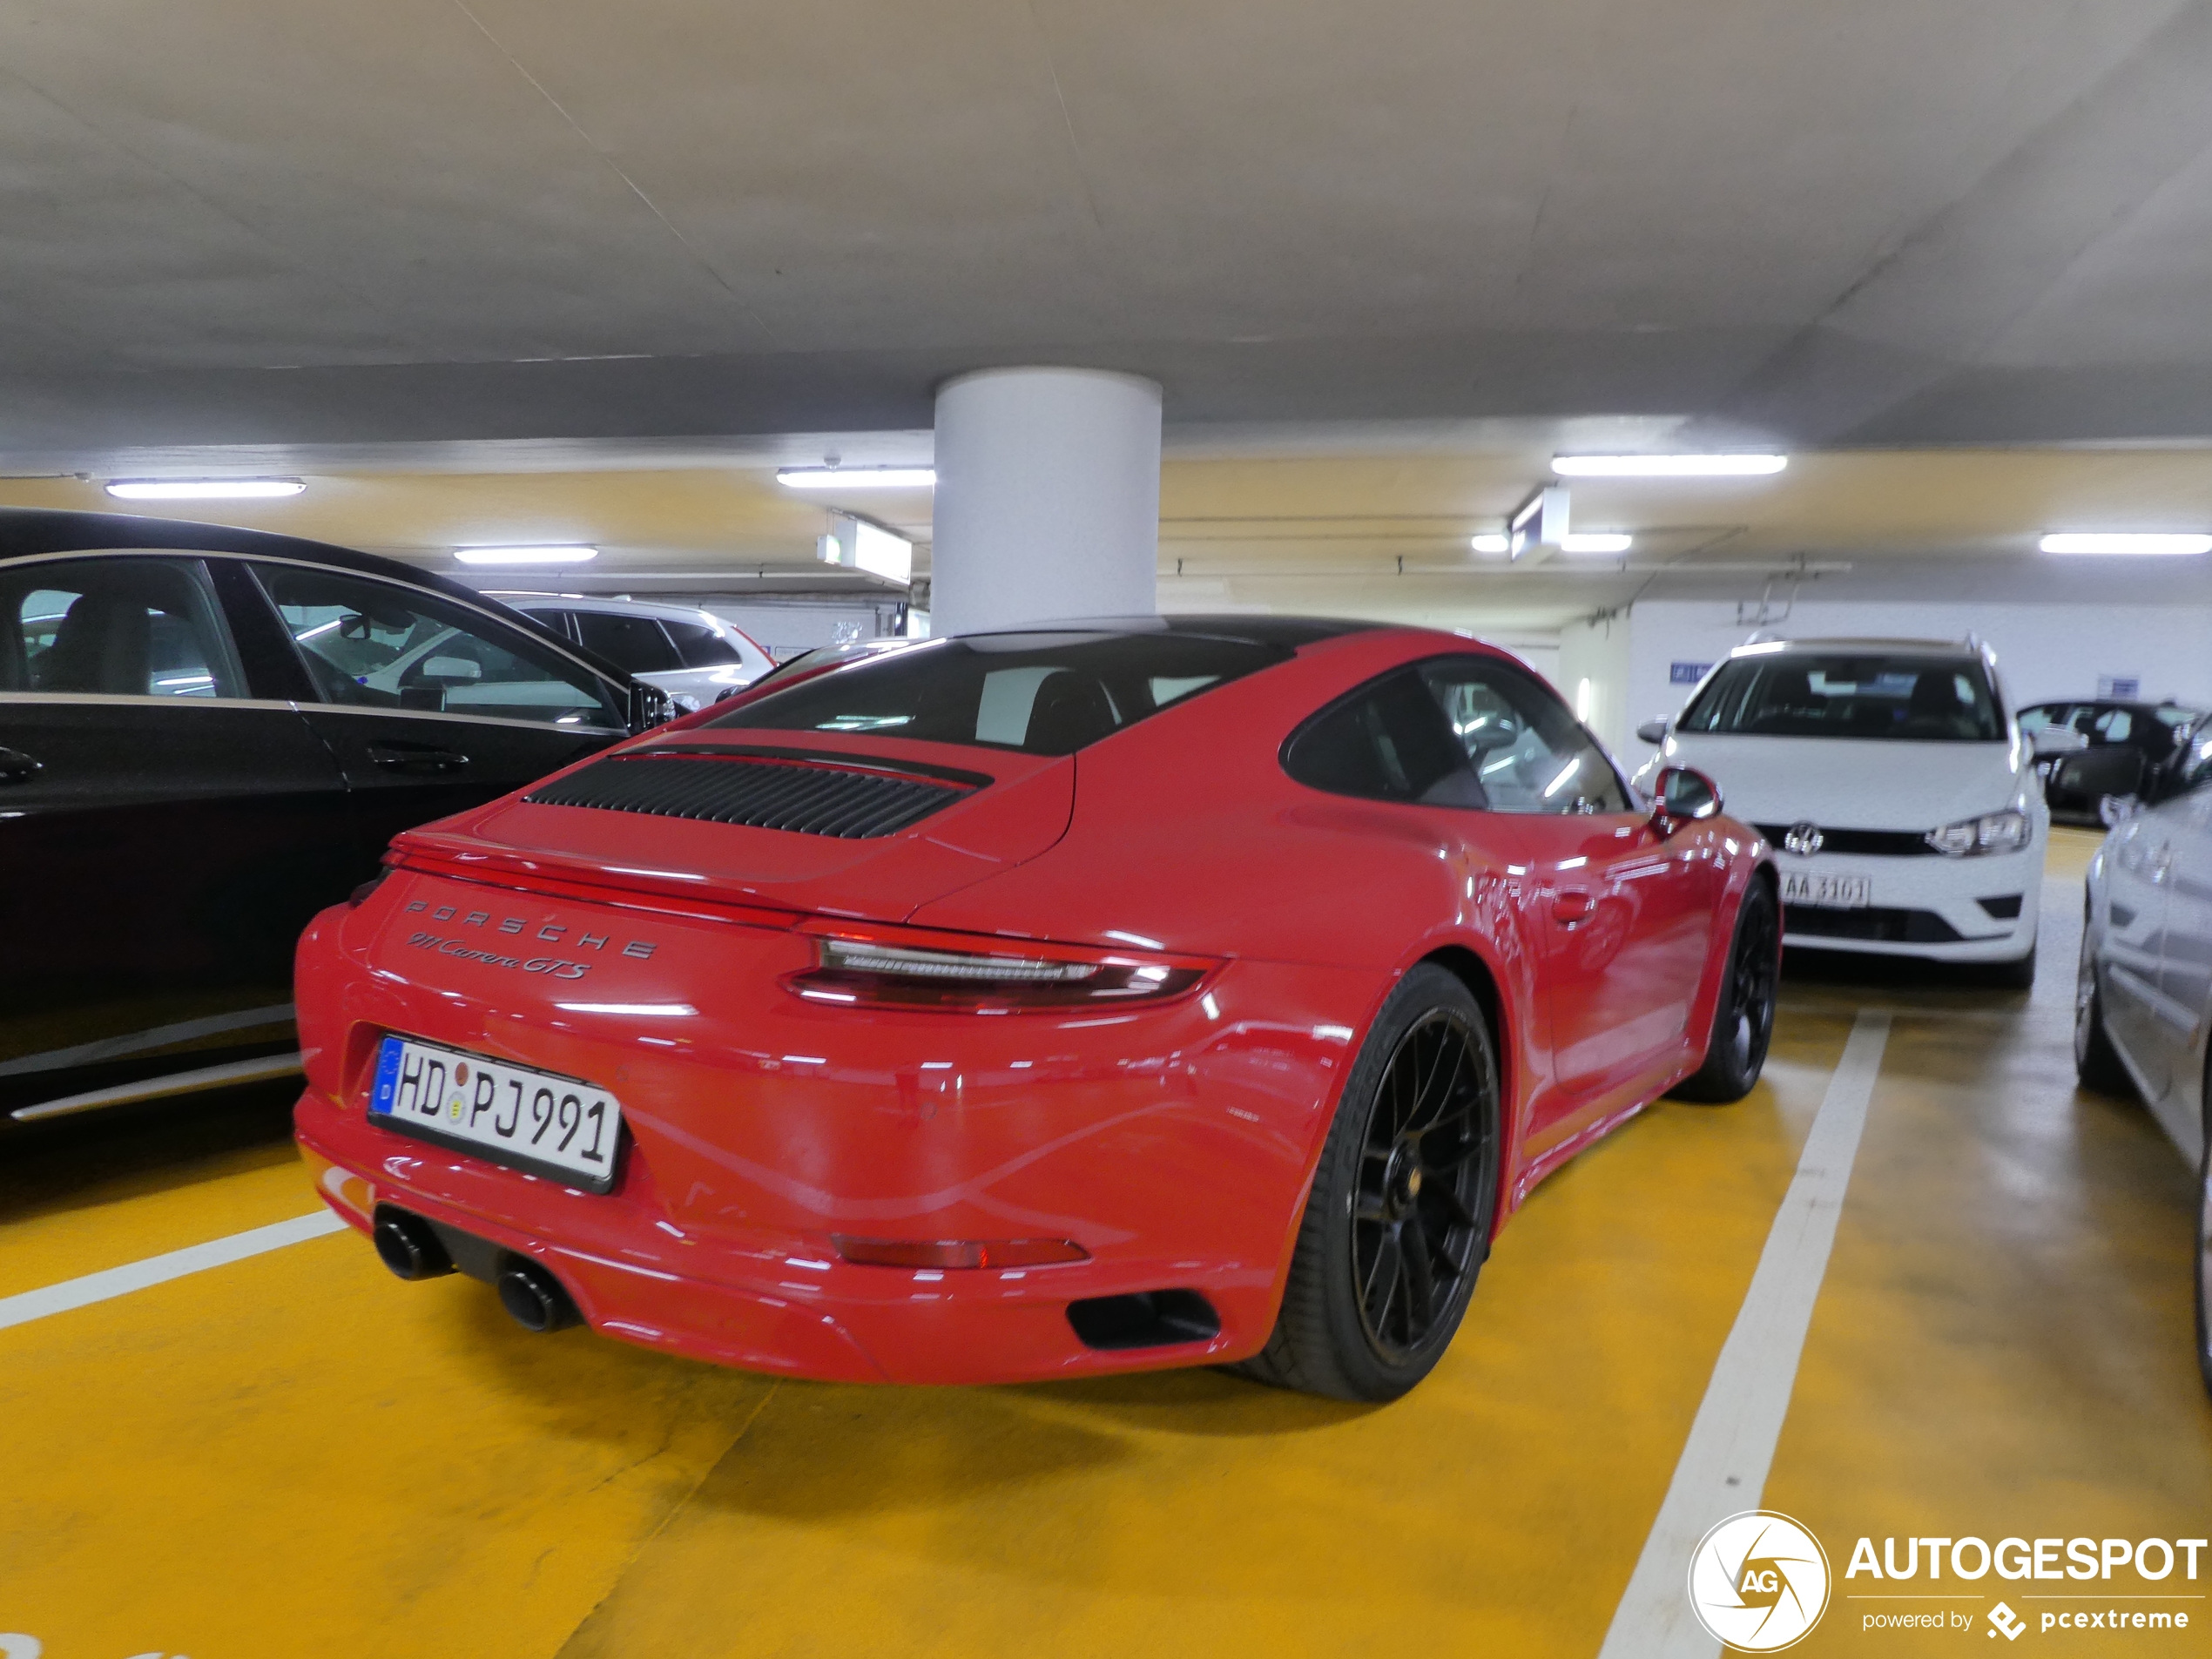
9 0 2212 452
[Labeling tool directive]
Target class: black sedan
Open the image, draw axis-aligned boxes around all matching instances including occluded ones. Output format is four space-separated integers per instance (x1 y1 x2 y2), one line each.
2018 699 2207 826
0 509 668 1128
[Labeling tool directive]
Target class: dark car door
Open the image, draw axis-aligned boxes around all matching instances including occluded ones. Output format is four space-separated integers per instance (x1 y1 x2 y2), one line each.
239 560 631 864
0 553 351 1118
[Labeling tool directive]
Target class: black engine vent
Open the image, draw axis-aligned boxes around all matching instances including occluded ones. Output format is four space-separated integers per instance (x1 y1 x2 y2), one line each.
525 752 973 839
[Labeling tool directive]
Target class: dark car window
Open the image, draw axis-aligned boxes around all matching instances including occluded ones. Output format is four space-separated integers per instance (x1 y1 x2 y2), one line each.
1682 651 2003 742
662 617 742 668
516 607 579 644
1 556 244 699
572 611 683 675
710 631 1287 756
250 563 624 730
1283 656 1626 814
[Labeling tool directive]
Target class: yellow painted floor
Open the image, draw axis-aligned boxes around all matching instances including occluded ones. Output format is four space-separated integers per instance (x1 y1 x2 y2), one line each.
3 828 2205 1656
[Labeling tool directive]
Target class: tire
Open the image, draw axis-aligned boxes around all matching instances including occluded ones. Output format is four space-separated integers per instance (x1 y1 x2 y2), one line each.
1986 935 2038 992
2074 915 2134 1098
2196 1132 2212 1402
1669 879 1781 1104
1237 964 1502 1402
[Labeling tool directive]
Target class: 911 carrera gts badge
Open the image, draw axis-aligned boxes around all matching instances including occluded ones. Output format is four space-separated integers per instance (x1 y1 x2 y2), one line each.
399 900 660 978
1783 822 1824 857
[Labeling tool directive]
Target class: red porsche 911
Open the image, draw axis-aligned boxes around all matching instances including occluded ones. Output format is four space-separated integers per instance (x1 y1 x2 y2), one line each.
293 617 1778 1400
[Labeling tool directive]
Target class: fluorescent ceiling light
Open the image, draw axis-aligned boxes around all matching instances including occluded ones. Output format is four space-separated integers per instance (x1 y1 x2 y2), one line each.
1471 534 1509 554
105 478 305 500
1561 533 1633 554
777 467 935 489
2040 532 2212 556
1551 454 1787 478
454 545 598 565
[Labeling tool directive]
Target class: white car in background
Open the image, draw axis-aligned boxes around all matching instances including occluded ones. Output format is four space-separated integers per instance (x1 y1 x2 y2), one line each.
1635 637 2047 985
493 593 775 712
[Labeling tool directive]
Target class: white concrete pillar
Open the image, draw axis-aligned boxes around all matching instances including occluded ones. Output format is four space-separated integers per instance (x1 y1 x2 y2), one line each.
929 368 1162 635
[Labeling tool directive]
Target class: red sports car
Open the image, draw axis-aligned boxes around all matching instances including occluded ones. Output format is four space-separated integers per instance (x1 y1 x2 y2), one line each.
293 617 1777 1400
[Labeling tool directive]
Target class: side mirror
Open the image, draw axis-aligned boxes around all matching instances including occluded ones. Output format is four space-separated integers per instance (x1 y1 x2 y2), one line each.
1635 719 1669 745
628 680 674 733
1652 765 1723 835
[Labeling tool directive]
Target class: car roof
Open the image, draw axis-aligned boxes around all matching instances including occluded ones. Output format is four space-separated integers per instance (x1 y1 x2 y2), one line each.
971 614 1378 647
490 591 727 624
1737 636 1976 655
0 506 499 612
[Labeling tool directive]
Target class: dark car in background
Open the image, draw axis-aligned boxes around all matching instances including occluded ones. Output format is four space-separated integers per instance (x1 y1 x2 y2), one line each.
0 509 668 1129
2018 699 2207 826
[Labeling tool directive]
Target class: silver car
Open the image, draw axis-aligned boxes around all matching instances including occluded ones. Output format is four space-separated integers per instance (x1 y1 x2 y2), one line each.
2076 736 2212 1396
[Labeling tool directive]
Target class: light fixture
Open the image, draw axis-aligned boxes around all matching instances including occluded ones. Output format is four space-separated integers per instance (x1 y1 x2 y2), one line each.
1471 533 1509 554
105 478 305 500
453 545 598 565
1550 454 1787 478
777 467 936 489
1561 533 1633 554
2040 532 2212 556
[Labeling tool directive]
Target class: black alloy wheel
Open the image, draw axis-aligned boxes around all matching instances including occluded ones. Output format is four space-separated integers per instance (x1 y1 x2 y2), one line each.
1351 1008 1492 1360
1670 879 1780 1104
1236 964 1501 1401
2073 904 2134 1098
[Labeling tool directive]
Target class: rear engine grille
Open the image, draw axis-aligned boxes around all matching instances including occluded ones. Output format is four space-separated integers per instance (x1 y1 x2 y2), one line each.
526 753 969 839
1754 823 1935 857
1783 904 1964 944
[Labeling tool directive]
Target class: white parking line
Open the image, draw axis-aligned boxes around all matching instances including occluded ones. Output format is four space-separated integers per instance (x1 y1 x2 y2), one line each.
0 1211 345 1335
1596 1009 1893 1658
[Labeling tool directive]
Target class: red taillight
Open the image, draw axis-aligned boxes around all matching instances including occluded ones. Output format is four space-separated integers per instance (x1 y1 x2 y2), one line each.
784 924 1216 1012
832 1236 1089 1270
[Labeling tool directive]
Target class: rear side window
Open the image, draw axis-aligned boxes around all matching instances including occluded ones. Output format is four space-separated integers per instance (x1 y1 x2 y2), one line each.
1283 655 1627 814
709 631 1289 755
572 611 682 675
0 556 244 698
662 617 743 667
1681 652 2003 742
250 563 624 730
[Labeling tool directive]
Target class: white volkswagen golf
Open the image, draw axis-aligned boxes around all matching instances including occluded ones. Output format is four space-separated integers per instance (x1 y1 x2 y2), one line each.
1636 637 2047 985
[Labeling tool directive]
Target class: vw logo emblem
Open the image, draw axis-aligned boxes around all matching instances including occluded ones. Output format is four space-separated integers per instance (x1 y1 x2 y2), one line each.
1783 822 1824 857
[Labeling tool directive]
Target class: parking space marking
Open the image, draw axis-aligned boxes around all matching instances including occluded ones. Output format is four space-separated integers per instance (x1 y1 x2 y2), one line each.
0 1210 344 1334
1596 1009 1892 1658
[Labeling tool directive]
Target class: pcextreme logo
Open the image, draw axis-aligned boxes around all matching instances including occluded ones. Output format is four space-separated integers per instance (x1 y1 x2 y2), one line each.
1688 1510 1832 1652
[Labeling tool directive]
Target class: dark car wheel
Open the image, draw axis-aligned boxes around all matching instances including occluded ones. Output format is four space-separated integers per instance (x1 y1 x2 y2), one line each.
2074 913 2134 1098
2196 1135 2212 1401
1669 879 1781 1104
1237 964 1501 1402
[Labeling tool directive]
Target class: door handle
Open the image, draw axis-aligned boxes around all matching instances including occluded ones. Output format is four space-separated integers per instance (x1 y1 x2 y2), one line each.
365 742 470 775
2152 843 2174 879
1554 890 1596 927
0 745 42 785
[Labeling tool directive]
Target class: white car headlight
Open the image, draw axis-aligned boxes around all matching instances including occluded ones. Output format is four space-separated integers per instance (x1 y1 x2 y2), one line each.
1925 808 2031 858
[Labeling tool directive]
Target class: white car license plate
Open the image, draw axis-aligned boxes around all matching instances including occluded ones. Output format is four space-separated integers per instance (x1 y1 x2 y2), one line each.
369 1035 623 1192
1781 872 1872 910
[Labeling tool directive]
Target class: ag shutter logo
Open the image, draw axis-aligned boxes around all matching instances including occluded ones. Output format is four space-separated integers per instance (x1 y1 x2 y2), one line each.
1688 1511 1832 1651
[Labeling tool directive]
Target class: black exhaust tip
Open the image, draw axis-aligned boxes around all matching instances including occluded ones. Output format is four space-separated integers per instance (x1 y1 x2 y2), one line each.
496 1257 582 1333
373 1209 454 1281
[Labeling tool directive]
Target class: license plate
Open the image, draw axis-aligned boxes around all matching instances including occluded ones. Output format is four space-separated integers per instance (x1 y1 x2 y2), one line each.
1781 872 1871 909
369 1035 623 1193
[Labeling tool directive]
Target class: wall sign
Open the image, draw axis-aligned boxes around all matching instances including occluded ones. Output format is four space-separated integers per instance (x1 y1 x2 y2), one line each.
1670 661 1715 685
2098 675 2141 700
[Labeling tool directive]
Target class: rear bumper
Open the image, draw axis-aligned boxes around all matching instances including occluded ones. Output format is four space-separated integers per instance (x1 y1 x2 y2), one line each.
300 1096 1285 1383
290 873 1381 1385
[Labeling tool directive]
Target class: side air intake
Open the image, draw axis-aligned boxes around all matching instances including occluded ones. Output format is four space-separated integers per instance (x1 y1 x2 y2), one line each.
525 752 975 839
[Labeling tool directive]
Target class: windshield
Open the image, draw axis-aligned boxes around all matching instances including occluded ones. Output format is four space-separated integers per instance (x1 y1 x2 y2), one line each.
1681 651 2004 742
706 631 1289 755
